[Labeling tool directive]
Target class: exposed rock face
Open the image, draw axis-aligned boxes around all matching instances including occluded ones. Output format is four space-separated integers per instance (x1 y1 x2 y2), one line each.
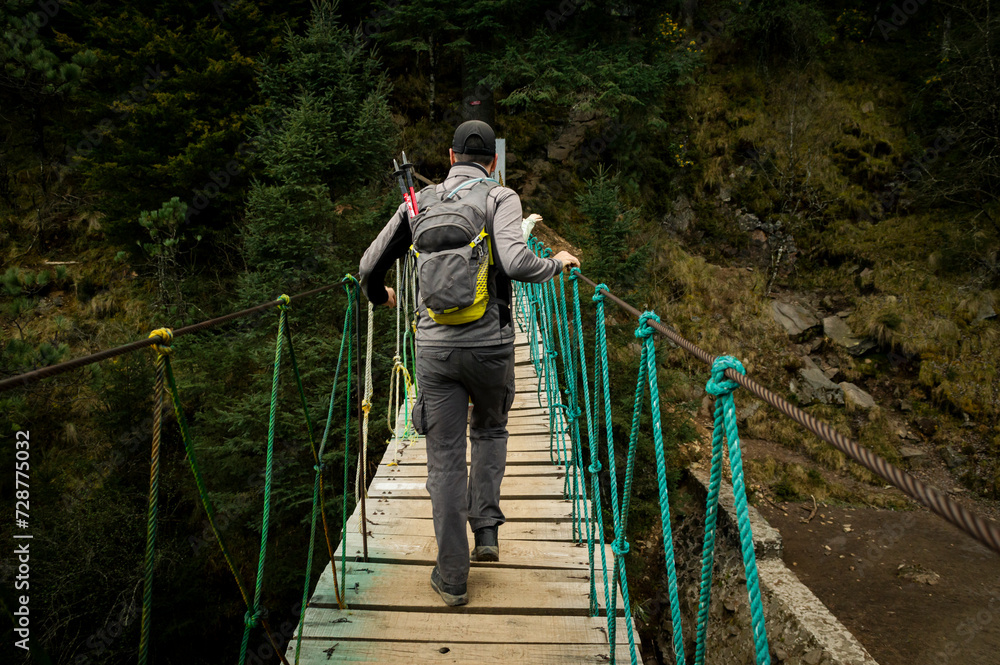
546 110 598 161
665 194 695 233
900 445 928 467
977 296 997 322
772 301 820 337
840 382 877 412
822 316 875 356
791 368 845 406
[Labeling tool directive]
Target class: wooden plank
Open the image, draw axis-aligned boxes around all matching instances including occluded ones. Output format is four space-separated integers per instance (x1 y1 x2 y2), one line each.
381 464 564 478
380 434 557 459
295 609 634 646
309 562 606 615
366 498 585 521
386 450 558 466
333 531 611 571
511 394 548 406
505 422 553 436
287 639 635 664
506 406 549 417
367 475 567 500
346 515 577 541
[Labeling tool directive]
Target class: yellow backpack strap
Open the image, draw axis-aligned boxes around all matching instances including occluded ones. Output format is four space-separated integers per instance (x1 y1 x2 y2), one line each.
468 229 488 248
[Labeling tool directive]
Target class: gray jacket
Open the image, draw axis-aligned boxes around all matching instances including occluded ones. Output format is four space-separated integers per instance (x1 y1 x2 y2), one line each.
359 162 561 347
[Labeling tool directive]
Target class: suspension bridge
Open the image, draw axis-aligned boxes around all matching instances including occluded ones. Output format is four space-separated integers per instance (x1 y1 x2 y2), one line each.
3 238 1000 665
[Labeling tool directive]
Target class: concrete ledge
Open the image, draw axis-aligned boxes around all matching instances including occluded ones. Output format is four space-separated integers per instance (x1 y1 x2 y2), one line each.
676 468 879 665
688 465 784 560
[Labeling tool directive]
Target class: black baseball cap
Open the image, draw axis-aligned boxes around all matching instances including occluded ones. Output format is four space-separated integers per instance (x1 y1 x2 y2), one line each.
452 120 496 156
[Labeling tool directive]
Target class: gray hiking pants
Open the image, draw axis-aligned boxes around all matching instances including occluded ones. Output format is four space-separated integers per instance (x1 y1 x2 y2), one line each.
411 343 515 586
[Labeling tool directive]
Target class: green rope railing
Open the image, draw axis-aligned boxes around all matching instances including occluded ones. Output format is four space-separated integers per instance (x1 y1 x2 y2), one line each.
696 356 770 664
635 310 687 663
338 277 358 600
239 294 291 663
284 319 345 613
517 241 772 665
294 276 359 663
162 341 292 665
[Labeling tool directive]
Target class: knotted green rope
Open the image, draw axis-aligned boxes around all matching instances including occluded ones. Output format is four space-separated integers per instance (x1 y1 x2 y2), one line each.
695 356 770 665
554 274 589 542
163 354 292 664
569 270 607 619
239 294 291 663
284 320 344 609
636 311 686 665
591 289 639 665
338 277 358 599
291 279 359 663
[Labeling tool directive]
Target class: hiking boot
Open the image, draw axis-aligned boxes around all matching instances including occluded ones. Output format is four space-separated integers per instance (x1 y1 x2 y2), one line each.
430 566 468 606
471 526 500 562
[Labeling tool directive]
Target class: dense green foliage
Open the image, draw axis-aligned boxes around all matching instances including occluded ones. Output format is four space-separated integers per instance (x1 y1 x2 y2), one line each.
2 0 1000 662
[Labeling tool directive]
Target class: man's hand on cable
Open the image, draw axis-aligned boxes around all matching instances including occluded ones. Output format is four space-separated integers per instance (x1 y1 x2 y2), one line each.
553 251 581 272
384 286 396 308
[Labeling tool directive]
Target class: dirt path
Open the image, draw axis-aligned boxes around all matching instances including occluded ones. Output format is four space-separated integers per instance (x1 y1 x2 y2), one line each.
757 500 1000 665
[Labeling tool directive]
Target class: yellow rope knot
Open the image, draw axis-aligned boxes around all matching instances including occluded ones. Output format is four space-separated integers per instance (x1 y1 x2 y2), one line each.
361 399 372 415
276 294 291 311
148 328 173 356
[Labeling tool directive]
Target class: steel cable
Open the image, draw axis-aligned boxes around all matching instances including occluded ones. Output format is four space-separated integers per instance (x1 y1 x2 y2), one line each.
572 271 1000 557
0 283 341 393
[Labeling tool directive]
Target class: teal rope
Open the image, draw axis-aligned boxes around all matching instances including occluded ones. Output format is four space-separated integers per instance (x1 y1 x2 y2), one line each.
240 295 291 663
555 274 588 543
570 271 605 618
593 286 639 665
695 356 770 665
636 311 686 665
539 278 566 468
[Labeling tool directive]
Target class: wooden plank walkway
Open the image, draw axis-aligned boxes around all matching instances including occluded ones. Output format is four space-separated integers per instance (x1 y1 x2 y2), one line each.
287 332 643 664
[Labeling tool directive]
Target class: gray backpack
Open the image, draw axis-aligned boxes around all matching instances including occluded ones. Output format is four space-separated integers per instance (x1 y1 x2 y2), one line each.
410 177 499 325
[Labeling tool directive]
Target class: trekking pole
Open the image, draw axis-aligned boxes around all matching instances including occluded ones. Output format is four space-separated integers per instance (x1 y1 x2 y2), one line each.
393 158 417 218
401 151 419 215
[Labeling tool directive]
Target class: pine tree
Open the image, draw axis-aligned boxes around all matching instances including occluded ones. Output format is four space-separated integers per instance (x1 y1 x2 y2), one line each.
239 0 398 298
577 166 648 289
58 0 314 247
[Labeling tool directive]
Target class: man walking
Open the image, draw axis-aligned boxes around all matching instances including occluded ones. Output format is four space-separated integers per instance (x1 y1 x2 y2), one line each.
359 120 579 606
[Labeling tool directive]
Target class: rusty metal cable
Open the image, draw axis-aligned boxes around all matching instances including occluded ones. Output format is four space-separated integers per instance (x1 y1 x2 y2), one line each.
0 283 341 393
573 272 1000 557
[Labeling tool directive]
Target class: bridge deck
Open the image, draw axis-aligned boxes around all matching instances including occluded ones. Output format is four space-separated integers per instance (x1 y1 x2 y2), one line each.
288 333 642 664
